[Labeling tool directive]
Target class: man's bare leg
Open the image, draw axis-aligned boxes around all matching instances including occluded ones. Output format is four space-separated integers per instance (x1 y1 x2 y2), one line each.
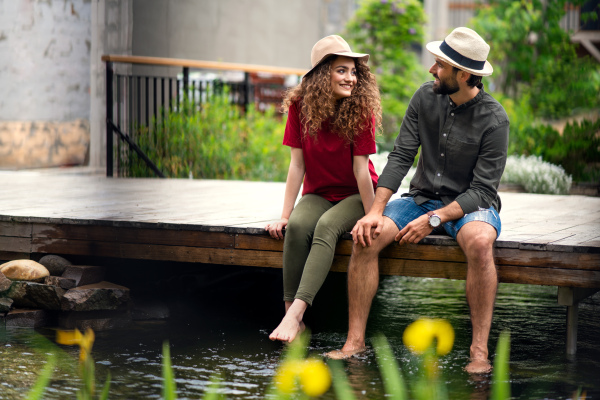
326 217 399 359
456 221 498 374
269 299 307 343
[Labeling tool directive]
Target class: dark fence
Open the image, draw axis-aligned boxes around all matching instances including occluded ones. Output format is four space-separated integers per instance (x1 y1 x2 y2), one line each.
103 55 306 178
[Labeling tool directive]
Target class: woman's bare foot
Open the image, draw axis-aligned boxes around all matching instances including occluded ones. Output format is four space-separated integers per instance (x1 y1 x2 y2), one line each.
269 299 308 343
269 316 306 343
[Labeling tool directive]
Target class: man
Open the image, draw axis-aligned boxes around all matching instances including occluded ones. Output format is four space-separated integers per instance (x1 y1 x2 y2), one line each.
326 27 509 374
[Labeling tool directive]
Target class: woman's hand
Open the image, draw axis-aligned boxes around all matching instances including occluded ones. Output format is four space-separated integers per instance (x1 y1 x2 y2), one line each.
265 218 289 240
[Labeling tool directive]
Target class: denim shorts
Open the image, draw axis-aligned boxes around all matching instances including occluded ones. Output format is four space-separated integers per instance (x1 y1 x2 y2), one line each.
382 197 501 240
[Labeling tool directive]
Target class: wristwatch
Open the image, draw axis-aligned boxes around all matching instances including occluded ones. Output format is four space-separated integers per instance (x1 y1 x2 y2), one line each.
427 211 442 228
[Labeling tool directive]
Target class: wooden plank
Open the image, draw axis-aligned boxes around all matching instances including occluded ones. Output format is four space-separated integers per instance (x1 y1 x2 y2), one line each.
235 234 284 252
0 221 31 238
31 238 236 264
497 265 600 288
234 233 599 270
331 256 600 288
0 236 31 253
495 247 600 270
32 224 235 248
101 54 308 76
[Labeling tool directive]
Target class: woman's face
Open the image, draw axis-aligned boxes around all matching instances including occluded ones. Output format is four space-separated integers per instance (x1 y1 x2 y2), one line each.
330 56 357 100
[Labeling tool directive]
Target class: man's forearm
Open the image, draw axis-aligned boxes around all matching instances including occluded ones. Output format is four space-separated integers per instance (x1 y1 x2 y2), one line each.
435 201 465 223
369 187 394 215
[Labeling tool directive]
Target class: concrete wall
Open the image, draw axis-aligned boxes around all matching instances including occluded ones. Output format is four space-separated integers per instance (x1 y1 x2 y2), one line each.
129 0 357 77
0 0 93 169
0 0 91 121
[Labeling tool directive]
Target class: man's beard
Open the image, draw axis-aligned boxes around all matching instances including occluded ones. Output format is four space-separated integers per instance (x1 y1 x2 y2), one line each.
432 75 459 95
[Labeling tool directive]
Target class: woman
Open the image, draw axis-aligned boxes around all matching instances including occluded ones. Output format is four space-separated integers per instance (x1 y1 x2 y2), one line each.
265 35 382 343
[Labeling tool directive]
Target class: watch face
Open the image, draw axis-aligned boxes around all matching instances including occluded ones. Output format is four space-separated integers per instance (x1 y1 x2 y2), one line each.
430 215 441 228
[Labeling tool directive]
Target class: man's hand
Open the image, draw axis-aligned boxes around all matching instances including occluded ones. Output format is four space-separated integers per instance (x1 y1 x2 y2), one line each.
396 214 433 244
351 213 384 247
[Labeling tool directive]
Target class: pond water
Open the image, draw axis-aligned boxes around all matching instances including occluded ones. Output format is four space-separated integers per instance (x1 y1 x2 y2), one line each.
1 265 599 399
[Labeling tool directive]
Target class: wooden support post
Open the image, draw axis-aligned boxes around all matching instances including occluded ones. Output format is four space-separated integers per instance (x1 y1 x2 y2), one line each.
557 287 600 355
566 303 578 355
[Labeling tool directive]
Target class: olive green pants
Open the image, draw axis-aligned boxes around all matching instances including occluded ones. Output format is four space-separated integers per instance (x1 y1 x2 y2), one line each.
283 193 365 306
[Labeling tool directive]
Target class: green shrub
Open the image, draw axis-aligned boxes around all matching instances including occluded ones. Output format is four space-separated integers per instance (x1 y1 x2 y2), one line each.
344 0 429 151
126 96 289 181
546 119 600 182
497 91 599 182
501 154 572 195
472 0 600 119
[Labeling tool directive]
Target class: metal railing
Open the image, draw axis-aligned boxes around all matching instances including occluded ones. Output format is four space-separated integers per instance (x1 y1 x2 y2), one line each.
103 55 306 178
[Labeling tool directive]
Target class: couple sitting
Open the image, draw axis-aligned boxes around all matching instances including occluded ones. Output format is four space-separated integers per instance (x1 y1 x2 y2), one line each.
265 27 509 375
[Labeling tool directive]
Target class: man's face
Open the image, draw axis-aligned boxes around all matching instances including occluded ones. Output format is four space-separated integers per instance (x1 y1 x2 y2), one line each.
429 58 459 95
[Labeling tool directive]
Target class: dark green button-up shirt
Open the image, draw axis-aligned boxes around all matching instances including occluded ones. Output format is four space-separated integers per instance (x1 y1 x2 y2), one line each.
378 81 509 214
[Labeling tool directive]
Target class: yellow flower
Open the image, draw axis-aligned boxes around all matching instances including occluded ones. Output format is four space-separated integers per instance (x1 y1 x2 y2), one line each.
299 358 331 397
274 358 332 397
56 328 95 363
433 319 454 356
274 360 302 394
403 318 454 356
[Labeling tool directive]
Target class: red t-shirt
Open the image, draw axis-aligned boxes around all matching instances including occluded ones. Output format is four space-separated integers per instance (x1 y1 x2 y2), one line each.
283 102 379 202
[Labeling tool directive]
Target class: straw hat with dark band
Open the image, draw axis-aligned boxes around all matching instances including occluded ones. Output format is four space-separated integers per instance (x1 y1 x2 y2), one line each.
304 35 369 78
426 27 493 76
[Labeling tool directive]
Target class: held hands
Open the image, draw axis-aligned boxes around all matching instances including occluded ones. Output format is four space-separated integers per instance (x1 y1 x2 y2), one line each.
396 214 433 244
351 213 384 247
265 218 289 240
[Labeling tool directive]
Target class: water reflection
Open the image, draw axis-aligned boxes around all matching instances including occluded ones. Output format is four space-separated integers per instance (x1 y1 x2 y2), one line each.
0 268 599 399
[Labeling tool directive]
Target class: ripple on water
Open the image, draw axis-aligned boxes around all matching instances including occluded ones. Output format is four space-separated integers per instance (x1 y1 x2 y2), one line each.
1 274 599 399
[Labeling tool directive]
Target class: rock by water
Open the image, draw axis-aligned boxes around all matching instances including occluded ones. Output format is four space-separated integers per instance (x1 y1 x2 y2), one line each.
0 260 50 282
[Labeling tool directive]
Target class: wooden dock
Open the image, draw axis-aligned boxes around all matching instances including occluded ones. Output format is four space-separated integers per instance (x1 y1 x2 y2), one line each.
1 170 599 353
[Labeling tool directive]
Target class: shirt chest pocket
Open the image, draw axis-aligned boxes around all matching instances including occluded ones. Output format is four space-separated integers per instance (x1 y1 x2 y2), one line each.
445 136 480 170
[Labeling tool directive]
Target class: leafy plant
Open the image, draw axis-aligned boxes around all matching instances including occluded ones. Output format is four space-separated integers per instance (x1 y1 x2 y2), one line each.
501 154 573 195
491 331 511 400
55 328 111 400
344 0 429 151
549 119 600 182
125 94 289 182
472 0 600 119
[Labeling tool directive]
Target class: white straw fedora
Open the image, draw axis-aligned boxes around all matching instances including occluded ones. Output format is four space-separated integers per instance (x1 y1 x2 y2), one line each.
426 27 493 76
304 35 369 78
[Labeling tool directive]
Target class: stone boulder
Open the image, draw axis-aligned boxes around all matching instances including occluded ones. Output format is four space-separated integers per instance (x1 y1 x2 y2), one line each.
45 276 76 290
0 260 50 282
61 281 130 312
38 255 72 276
7 281 66 310
0 297 13 313
0 272 12 292
62 265 105 287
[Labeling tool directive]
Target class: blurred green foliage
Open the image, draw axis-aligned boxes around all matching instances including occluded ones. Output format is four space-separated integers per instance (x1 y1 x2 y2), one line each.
344 0 429 151
125 96 289 181
472 0 600 119
498 93 600 182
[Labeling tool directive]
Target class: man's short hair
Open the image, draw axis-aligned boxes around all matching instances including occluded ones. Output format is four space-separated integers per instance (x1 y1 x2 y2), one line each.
453 66 483 87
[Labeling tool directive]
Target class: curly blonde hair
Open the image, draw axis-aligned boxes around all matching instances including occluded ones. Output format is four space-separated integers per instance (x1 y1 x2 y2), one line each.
282 55 382 143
